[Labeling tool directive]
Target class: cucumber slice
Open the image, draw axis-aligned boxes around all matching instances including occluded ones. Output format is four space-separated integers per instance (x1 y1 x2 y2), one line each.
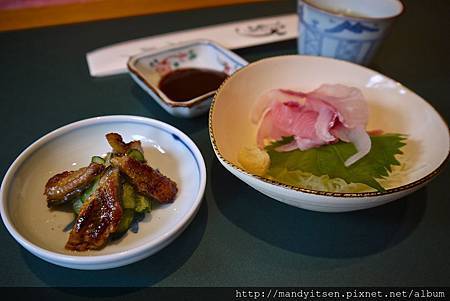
91 156 106 165
122 183 136 209
127 149 145 162
73 176 100 215
135 194 151 213
116 209 134 233
80 177 100 203
73 199 84 215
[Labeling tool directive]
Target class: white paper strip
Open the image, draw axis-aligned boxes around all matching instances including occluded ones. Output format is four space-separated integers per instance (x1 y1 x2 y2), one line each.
86 13 297 77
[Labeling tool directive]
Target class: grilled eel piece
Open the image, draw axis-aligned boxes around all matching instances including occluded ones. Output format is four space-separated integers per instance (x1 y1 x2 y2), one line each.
111 156 177 203
44 163 105 207
66 167 122 251
106 133 143 156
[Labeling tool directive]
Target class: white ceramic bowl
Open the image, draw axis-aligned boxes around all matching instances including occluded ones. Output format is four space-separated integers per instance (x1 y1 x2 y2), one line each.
0 116 206 269
128 39 247 118
209 55 449 212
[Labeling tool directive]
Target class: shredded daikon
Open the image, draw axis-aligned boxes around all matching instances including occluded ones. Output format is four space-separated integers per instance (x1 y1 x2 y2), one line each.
238 146 409 193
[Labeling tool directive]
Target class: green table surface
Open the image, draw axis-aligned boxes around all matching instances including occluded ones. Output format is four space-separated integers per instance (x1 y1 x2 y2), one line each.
0 0 449 288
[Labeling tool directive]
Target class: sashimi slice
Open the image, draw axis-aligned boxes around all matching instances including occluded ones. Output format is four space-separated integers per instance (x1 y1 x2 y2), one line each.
304 98 338 142
251 89 306 124
252 84 371 165
308 84 368 128
257 101 324 150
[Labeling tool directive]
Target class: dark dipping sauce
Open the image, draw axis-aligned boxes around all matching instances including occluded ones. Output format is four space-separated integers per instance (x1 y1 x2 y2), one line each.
158 68 228 102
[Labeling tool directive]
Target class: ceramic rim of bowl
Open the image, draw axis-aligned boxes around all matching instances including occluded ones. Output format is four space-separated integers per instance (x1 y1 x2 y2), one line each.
127 39 247 108
301 0 405 22
0 115 207 267
209 55 449 198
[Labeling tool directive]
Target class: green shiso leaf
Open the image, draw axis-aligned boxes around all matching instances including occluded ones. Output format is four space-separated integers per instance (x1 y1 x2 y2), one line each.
265 134 407 192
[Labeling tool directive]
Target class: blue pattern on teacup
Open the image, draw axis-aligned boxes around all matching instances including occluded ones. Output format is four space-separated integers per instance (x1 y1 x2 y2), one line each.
325 21 379 33
298 1 394 65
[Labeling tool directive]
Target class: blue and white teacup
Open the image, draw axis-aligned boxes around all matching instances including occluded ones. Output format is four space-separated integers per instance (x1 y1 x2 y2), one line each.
298 0 404 65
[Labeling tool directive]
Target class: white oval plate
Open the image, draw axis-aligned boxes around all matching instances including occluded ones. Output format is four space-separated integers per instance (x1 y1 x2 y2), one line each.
0 116 206 269
210 55 449 212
